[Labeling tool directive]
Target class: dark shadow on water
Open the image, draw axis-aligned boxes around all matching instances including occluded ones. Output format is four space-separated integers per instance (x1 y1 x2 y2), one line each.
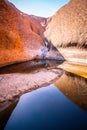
0 59 63 74
0 101 18 130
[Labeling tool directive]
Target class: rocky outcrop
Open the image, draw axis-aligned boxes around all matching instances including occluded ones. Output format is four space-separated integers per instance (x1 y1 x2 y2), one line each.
0 0 64 67
45 0 87 47
0 0 45 67
23 14 45 35
31 15 47 28
44 0 87 63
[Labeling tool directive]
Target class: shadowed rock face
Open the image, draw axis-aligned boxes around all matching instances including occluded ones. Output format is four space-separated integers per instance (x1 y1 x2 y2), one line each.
45 0 87 48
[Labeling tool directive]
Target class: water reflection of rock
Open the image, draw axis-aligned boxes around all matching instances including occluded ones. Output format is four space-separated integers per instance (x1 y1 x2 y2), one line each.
0 60 64 130
55 72 87 112
4 84 87 130
0 62 63 112
59 62 87 78
0 101 18 130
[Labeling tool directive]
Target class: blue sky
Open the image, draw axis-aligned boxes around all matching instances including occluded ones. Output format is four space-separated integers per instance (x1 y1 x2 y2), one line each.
8 0 70 17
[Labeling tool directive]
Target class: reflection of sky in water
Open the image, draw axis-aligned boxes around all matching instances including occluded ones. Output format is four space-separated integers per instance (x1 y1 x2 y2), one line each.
5 84 87 130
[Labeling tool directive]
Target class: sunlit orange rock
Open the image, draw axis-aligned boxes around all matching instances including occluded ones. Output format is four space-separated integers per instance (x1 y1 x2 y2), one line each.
0 0 64 67
31 15 47 28
23 14 45 36
0 0 45 67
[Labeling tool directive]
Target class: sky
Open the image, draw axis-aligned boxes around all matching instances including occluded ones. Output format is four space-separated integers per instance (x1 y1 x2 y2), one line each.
8 0 70 18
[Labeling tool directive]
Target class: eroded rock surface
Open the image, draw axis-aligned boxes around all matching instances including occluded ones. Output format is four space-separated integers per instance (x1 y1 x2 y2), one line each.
45 0 87 47
0 0 64 67
0 0 46 67
44 0 87 63
30 15 47 28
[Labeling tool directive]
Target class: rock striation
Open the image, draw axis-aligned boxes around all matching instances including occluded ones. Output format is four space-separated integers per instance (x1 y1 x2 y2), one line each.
44 0 87 63
45 0 87 47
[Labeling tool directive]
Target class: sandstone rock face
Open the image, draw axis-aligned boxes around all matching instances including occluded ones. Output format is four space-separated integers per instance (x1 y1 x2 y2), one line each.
0 0 64 67
23 14 45 35
45 0 87 48
0 0 45 67
31 15 47 28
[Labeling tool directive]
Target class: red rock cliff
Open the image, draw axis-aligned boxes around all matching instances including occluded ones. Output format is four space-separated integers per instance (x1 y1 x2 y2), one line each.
0 0 45 67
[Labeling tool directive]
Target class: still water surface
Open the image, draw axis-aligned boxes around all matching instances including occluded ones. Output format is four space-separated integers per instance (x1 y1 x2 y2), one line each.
5 62 87 130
